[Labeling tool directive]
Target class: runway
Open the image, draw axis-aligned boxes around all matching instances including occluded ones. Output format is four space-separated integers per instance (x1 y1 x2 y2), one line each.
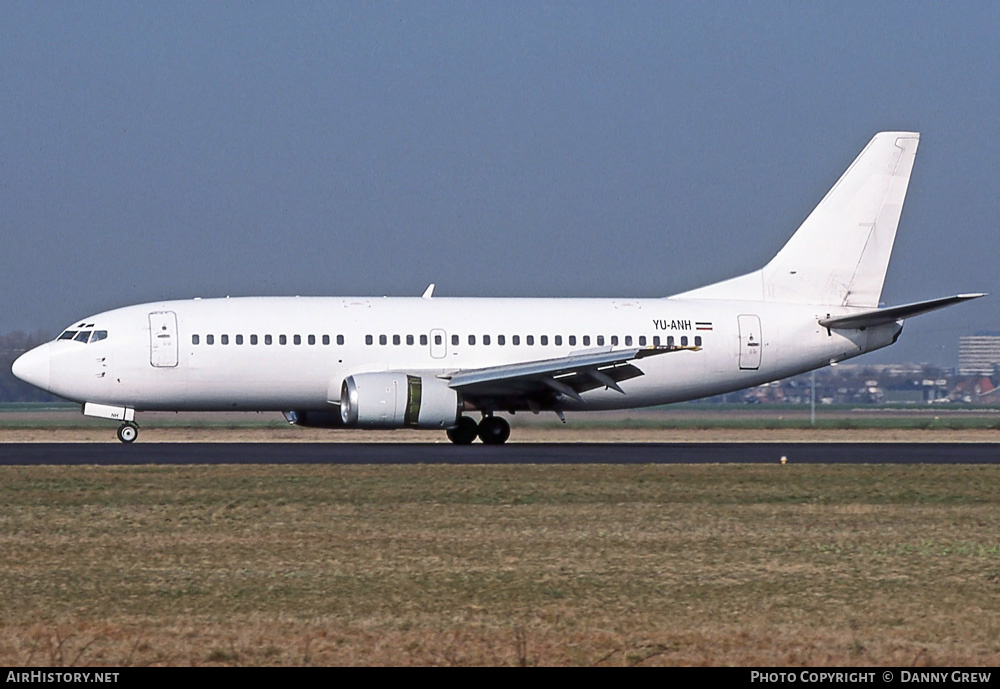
0 442 996 465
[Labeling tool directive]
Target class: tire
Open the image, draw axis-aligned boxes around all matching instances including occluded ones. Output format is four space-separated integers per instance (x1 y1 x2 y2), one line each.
117 423 138 444
446 416 479 445
477 416 511 445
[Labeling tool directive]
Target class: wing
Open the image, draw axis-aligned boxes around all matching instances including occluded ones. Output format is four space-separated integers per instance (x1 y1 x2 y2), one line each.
443 345 695 412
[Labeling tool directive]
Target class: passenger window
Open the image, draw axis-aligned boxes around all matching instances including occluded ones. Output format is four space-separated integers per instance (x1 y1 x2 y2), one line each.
366 335 373 345
639 336 646 346
625 336 633 346
497 335 505 346
393 335 401 345
469 335 476 345
451 335 458 346
251 335 258 345
278 335 286 345
681 336 688 346
406 335 414 345
666 336 673 347
294 335 301 345
611 336 618 346
337 335 344 345
483 335 491 345
192 334 200 345
379 335 387 345
420 334 428 346
695 336 702 346
221 335 229 345
554 335 562 346
207 335 215 345
308 335 315 345
236 335 244 345
540 335 548 345
582 336 590 346
526 335 534 345
435 334 442 345
597 336 604 346
264 335 272 345
512 335 520 345
568 336 576 346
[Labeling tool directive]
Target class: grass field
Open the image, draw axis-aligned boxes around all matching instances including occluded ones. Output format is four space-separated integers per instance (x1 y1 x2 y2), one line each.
2 463 999 666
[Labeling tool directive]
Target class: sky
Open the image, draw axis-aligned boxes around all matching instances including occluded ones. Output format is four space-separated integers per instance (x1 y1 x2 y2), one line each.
2 1 997 366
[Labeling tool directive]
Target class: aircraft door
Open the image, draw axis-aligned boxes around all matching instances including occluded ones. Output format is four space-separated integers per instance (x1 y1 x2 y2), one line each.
149 311 179 368
429 329 447 359
738 314 762 370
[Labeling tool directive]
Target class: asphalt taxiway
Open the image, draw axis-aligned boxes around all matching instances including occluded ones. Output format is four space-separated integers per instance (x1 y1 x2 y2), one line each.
0 442 996 465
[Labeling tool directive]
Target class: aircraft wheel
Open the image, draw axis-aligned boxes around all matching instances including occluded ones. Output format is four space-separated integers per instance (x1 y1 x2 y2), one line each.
478 416 511 445
116 423 138 444
447 416 479 445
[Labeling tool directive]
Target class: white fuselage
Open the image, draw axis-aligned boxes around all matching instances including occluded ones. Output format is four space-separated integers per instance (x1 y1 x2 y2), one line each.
28 295 900 413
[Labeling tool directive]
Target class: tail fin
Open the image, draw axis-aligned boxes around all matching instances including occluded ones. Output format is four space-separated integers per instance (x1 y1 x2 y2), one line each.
673 132 920 306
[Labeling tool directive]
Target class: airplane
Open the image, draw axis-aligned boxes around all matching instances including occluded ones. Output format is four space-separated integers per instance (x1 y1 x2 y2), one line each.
11 132 985 444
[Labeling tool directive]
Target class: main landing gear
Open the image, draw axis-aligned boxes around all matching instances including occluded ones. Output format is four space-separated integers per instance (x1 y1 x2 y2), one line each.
116 422 139 444
446 415 511 445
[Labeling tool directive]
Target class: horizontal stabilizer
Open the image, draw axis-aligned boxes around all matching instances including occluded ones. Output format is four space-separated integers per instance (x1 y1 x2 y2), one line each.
819 293 986 330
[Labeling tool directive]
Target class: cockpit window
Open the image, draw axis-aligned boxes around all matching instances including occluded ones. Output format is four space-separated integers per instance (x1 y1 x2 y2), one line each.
57 329 108 344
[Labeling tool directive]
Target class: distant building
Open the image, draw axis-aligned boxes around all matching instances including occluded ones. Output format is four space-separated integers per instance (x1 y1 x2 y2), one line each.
958 333 1000 375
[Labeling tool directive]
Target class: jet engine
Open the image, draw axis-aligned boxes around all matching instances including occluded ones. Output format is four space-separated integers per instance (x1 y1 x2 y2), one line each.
340 372 460 428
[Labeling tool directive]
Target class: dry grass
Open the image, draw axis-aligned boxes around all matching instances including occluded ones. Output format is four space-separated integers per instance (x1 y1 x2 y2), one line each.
1 463 999 665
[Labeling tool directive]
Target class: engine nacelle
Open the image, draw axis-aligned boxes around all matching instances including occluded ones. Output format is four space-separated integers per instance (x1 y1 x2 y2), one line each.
340 372 460 429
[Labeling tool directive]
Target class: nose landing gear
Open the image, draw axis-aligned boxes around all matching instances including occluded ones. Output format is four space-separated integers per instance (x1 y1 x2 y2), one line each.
81 403 139 444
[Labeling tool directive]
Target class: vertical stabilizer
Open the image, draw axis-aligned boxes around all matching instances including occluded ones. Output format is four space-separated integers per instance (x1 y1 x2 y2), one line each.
761 132 919 306
671 132 920 306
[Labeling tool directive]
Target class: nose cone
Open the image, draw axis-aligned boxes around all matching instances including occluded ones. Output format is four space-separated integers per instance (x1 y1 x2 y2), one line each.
12 343 52 392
